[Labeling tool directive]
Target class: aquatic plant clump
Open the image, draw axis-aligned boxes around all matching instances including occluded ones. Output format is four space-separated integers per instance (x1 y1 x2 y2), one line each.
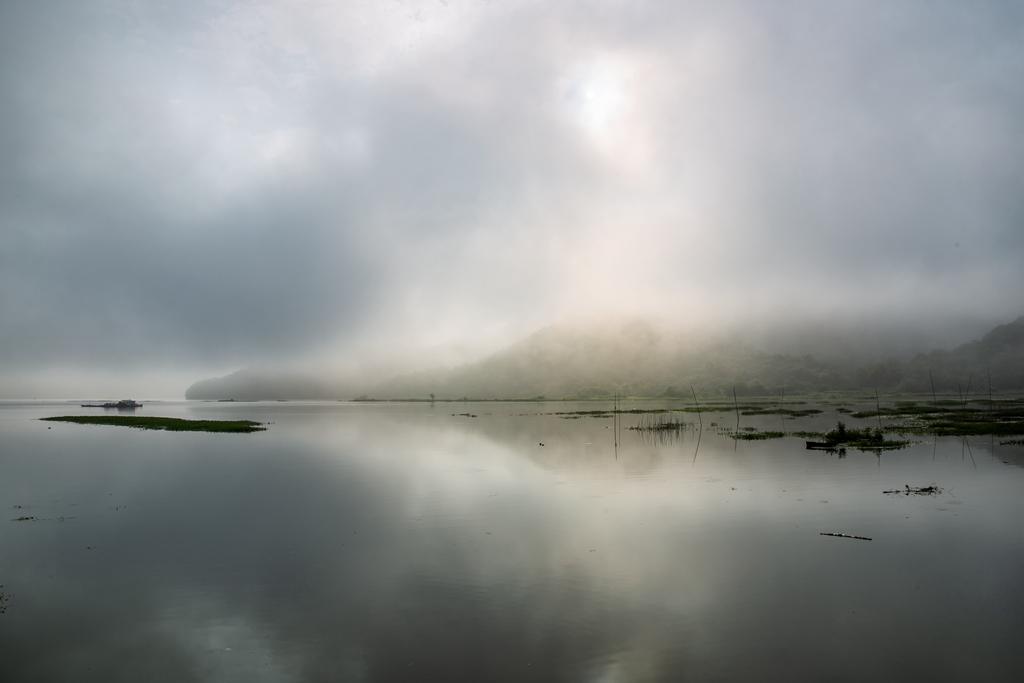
807 421 910 454
628 413 695 433
41 416 266 433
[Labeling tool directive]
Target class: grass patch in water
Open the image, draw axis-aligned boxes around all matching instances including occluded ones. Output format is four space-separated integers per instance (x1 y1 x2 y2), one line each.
845 400 1024 438
554 408 688 418
807 422 910 453
728 430 787 440
740 408 823 417
41 416 265 433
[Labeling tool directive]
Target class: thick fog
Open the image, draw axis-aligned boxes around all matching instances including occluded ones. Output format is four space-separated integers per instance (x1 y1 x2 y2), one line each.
2 1 1023 397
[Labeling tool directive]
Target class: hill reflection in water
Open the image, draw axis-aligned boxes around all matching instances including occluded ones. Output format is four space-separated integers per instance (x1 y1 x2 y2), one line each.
1 400 1023 682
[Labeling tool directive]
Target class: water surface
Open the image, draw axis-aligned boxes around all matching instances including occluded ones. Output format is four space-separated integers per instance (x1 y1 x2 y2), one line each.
1 400 1023 681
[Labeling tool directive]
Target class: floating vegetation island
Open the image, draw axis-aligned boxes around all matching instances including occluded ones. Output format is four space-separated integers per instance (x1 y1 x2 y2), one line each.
553 404 825 419
852 400 1024 437
41 416 265 433
730 429 788 441
804 422 911 454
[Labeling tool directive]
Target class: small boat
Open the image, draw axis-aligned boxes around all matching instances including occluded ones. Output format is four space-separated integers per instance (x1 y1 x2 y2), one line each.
80 399 143 409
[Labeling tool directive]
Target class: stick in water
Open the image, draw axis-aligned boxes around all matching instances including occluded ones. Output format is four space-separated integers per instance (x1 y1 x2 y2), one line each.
820 532 872 541
874 388 882 431
780 385 786 431
988 366 993 414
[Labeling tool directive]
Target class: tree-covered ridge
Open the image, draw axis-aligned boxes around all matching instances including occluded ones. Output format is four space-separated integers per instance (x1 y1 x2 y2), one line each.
375 317 1024 399
187 317 1024 400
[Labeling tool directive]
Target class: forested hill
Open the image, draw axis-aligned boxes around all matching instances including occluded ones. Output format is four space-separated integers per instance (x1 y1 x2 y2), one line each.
897 315 1024 394
185 316 1024 400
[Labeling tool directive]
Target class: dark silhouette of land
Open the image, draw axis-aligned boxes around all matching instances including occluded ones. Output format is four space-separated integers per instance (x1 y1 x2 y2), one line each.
185 316 1024 401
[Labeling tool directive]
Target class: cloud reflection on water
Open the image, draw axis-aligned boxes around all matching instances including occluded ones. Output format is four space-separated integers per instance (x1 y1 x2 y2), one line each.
1 402 1023 681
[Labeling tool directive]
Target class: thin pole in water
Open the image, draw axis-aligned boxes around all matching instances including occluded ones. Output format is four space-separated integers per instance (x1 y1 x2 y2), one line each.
929 369 937 408
987 366 993 413
780 385 786 432
613 391 618 455
733 386 740 428
875 388 883 431
966 437 977 471
692 423 702 465
964 373 973 411
691 386 702 427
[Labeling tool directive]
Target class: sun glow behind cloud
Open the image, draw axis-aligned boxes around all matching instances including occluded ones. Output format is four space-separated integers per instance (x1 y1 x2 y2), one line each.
1 0 1023 395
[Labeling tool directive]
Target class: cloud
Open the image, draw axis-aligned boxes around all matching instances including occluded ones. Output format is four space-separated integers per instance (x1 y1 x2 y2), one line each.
2 0 1023 395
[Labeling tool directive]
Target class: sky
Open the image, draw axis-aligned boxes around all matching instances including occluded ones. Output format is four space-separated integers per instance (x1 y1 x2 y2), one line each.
1 0 1023 398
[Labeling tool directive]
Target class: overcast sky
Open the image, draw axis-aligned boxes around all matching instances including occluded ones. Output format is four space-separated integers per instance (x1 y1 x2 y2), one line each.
2 0 1023 397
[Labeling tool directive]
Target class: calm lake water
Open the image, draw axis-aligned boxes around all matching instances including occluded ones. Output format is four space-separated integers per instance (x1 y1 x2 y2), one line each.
1 399 1023 682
